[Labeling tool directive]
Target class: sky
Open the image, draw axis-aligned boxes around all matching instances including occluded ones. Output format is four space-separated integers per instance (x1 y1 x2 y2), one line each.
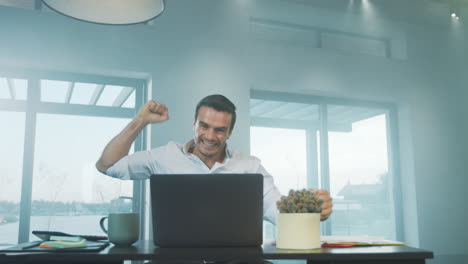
0 112 134 203
251 114 388 198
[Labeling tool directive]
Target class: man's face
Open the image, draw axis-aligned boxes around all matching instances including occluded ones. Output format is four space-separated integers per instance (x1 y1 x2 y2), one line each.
193 106 232 160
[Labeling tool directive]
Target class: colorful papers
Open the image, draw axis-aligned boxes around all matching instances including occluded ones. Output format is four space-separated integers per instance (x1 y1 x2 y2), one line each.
40 238 87 249
321 235 405 247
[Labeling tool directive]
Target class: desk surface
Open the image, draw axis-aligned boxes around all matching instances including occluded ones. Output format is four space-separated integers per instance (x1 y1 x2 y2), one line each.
0 240 434 264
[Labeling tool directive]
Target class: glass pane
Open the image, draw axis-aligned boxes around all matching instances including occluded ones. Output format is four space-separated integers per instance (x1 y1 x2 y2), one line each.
250 99 319 121
41 80 69 103
14 79 28 100
121 89 136 109
327 105 395 239
250 97 321 241
251 126 308 241
30 114 133 241
251 127 308 194
0 77 8 99
70 82 97 105
0 78 27 101
96 85 124 107
0 112 25 245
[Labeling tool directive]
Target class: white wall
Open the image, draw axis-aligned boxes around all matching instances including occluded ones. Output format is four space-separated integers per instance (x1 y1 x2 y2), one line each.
0 0 467 263
248 1 468 263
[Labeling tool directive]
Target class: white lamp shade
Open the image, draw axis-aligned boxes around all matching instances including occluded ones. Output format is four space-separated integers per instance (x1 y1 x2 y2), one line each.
42 0 165 25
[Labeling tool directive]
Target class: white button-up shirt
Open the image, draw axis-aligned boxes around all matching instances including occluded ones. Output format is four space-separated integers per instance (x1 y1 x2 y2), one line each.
105 140 281 224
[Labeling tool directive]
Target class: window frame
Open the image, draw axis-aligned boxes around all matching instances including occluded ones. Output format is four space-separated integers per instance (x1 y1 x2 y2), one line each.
250 90 403 240
0 68 148 243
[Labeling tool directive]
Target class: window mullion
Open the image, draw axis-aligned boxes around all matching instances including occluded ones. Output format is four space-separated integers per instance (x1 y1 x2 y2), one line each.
306 127 319 189
387 109 404 241
17 78 40 243
319 103 331 235
133 81 147 240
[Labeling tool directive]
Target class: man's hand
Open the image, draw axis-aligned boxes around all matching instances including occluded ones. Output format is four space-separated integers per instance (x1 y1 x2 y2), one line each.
309 189 333 221
136 100 169 125
95 100 169 173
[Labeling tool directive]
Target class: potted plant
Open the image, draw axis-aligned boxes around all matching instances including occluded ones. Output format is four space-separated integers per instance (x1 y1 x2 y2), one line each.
276 189 323 249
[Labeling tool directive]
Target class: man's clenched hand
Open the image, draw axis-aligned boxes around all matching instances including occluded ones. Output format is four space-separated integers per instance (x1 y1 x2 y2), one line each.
137 100 169 125
309 189 333 221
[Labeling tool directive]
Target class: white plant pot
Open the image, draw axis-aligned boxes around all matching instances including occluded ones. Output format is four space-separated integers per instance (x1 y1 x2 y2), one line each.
276 213 321 250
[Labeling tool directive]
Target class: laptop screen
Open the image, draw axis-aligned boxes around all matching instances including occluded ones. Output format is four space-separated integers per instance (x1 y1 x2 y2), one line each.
150 173 263 247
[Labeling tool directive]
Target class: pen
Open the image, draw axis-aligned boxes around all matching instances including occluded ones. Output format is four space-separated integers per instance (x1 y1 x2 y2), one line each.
21 241 42 249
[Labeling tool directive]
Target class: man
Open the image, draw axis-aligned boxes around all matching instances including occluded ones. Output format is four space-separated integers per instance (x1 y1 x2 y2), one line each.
96 94 332 223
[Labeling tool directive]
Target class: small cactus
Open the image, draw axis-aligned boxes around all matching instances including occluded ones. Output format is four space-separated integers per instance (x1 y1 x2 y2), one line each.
276 189 323 213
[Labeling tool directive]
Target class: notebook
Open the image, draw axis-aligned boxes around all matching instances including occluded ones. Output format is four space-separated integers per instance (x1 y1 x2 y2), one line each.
150 173 263 248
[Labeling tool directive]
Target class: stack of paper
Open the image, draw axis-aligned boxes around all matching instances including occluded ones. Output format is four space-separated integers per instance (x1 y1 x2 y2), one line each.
321 235 405 248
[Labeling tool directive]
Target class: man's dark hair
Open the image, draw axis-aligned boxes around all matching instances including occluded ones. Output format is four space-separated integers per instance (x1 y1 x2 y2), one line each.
195 94 237 132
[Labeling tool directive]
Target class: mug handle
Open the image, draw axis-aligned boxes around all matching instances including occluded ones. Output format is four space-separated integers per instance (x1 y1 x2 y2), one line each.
99 216 108 234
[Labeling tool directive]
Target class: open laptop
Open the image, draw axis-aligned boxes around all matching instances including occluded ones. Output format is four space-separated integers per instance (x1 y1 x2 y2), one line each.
150 173 263 248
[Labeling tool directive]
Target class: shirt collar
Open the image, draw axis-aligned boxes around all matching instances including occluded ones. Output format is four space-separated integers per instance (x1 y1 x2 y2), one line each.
183 139 232 160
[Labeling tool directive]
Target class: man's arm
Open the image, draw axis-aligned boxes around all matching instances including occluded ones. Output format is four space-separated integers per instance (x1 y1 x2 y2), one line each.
257 165 282 225
96 101 169 173
257 164 333 223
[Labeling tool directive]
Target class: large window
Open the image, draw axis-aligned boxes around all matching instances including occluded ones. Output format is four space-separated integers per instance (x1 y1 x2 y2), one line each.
250 91 401 241
0 72 147 244
0 111 25 245
251 127 308 194
327 106 395 239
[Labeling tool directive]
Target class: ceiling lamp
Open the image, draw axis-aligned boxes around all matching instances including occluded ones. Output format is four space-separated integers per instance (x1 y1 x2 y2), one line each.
41 0 165 25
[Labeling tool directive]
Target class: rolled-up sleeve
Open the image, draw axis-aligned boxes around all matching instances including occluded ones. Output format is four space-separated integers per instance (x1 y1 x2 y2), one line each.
105 150 156 180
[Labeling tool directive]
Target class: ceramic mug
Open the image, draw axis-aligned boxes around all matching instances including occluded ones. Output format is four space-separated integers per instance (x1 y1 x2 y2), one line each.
100 212 139 246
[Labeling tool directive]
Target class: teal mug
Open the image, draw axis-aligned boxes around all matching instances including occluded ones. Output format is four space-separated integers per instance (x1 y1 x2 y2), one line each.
100 212 139 246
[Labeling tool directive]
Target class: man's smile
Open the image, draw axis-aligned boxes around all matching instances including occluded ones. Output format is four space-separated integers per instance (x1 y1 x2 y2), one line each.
200 138 219 150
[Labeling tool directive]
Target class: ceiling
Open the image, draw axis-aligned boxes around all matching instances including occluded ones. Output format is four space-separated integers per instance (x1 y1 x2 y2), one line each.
282 0 467 27
0 0 38 10
0 0 466 27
